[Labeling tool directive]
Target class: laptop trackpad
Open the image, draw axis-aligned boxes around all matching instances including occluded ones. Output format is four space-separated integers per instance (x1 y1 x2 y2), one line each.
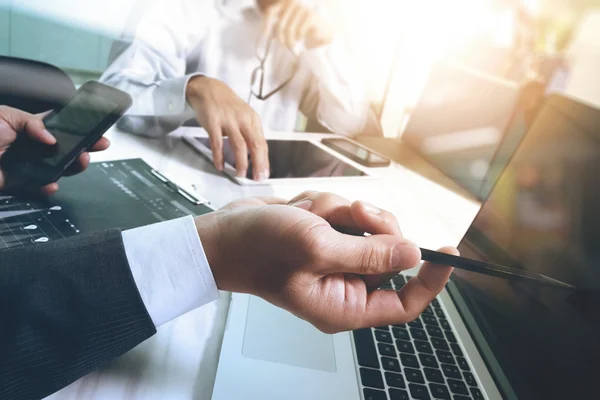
241 296 337 372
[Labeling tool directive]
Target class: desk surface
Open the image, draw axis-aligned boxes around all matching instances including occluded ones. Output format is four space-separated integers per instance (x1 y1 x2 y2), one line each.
46 128 480 400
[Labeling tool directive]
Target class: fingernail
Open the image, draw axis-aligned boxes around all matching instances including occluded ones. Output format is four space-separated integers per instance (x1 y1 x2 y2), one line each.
237 171 247 178
290 199 313 210
360 201 381 215
257 171 267 181
392 242 420 269
264 168 270 179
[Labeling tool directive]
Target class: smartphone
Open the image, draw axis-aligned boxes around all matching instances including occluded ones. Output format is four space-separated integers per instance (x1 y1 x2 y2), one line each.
2 81 132 187
321 138 391 167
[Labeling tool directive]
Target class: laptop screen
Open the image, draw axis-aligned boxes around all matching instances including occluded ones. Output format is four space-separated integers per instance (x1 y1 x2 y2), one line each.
452 95 600 399
401 61 521 200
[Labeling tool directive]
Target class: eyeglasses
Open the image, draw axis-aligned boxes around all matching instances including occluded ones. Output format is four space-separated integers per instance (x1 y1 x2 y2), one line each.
248 33 300 103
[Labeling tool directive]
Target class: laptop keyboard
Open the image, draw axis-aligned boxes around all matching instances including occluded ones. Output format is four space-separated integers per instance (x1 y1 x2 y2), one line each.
353 275 484 400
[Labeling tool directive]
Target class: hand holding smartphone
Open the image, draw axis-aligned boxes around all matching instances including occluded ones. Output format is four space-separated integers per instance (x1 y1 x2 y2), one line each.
1 81 131 190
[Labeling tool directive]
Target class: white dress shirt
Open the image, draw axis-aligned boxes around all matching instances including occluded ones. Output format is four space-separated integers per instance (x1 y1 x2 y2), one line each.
121 216 219 327
100 0 368 137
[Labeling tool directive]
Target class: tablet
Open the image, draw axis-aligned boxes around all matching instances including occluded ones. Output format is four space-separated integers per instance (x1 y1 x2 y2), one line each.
184 136 372 185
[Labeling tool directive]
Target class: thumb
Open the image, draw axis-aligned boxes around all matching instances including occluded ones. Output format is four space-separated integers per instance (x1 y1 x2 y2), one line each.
317 228 421 275
0 106 55 147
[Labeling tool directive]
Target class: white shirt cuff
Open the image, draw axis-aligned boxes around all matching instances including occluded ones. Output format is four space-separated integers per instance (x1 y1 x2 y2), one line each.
121 216 219 327
154 73 203 120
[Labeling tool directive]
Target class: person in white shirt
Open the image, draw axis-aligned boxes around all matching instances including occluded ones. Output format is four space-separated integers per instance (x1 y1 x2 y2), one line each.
0 105 455 400
101 0 370 181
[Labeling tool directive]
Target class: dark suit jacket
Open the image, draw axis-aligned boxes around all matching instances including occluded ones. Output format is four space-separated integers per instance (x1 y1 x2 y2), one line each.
0 230 157 400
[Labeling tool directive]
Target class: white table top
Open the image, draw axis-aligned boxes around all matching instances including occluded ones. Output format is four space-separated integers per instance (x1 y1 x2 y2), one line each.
46 127 480 400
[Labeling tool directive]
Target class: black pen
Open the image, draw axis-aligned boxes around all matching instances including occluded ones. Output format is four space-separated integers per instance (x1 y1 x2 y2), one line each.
333 226 576 291
418 247 575 291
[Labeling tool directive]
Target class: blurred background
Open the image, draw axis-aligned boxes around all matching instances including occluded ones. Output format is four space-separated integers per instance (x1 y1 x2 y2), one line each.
0 0 599 137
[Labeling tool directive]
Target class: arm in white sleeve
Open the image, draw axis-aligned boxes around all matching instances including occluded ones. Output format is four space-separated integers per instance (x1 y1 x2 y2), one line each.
121 216 219 327
100 0 208 137
300 40 370 136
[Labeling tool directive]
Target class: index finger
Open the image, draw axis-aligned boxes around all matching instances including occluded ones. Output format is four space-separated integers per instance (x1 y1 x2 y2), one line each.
226 128 249 178
360 246 456 327
240 117 269 181
220 196 288 210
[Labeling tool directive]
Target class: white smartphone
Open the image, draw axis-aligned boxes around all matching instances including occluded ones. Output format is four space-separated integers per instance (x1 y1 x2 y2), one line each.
183 135 374 185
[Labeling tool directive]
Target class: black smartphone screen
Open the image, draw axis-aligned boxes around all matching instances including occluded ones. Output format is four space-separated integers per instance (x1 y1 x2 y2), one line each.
38 88 120 166
321 138 390 167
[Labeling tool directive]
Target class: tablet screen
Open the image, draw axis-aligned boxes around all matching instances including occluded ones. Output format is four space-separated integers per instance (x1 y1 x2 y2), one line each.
194 138 367 179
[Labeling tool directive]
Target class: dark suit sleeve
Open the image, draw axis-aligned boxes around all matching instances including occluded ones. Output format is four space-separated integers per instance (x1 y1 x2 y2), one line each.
0 229 157 400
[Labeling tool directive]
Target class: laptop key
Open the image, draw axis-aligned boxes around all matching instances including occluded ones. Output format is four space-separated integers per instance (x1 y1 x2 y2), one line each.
393 323 407 329
422 315 439 326
427 326 445 338
408 319 424 329
409 383 431 400
450 343 463 357
419 353 439 368
353 329 380 369
385 371 406 389
422 306 434 315
429 383 451 399
360 367 385 389
379 283 393 290
439 318 451 331
404 368 425 383
424 367 445 383
400 353 420 368
396 339 415 354
392 327 410 341
382 356 402 372
432 299 441 308
436 350 456 365
389 388 409 400
375 325 390 331
453 396 471 400
448 379 469 395
445 331 458 343
411 328 428 341
375 330 394 344
423 368 445 383
431 337 449 351
470 387 484 400
434 308 445 318
363 388 387 400
456 357 470 371
415 340 434 354
441 364 462 379
378 343 397 357
463 371 477 387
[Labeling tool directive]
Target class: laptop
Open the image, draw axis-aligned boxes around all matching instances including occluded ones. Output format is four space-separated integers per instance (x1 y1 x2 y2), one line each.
211 94 600 400
390 60 524 201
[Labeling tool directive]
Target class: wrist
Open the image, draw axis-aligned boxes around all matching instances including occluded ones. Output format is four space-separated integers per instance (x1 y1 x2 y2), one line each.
185 75 210 102
193 212 223 285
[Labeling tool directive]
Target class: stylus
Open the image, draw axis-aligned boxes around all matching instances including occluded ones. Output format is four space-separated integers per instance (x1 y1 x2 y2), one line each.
332 226 576 291
418 247 576 291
